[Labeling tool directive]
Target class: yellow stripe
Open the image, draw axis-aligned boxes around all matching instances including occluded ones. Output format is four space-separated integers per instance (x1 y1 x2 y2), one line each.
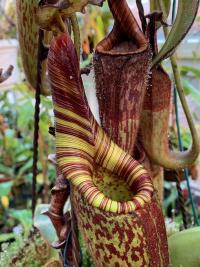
72 175 92 186
94 126 104 148
94 129 106 161
90 192 105 206
109 200 118 213
56 118 92 138
134 196 145 206
58 157 93 173
127 201 136 211
102 141 115 169
56 133 94 155
106 143 123 171
136 193 151 202
127 167 147 185
55 104 91 127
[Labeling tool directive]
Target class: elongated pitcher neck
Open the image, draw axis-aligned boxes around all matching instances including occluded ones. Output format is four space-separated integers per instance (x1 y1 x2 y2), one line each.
48 33 92 124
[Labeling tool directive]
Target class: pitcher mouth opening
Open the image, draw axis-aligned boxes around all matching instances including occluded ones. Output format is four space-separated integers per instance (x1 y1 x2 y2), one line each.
49 33 153 214
69 165 154 214
95 25 148 56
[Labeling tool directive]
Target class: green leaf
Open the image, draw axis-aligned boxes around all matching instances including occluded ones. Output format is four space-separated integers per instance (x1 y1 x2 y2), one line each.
4 129 15 138
15 149 32 162
9 209 32 236
33 204 57 244
81 54 92 68
0 164 13 177
169 227 200 267
180 128 192 149
16 158 33 179
196 16 200 22
180 65 200 80
0 181 13 197
152 0 199 67
41 96 53 109
16 101 34 130
0 233 16 243
101 1 109 13
182 79 200 105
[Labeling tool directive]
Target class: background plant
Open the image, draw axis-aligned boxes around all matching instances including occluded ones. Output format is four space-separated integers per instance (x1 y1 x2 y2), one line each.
0 83 56 246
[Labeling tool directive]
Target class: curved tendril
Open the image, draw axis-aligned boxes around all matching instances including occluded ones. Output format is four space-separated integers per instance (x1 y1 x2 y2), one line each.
160 0 199 167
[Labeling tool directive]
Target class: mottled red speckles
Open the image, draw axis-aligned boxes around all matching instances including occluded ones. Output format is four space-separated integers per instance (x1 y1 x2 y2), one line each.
149 199 169 266
112 222 126 244
124 218 135 244
92 213 108 225
105 243 120 258
95 228 106 240
72 188 169 267
84 222 92 231
131 248 140 262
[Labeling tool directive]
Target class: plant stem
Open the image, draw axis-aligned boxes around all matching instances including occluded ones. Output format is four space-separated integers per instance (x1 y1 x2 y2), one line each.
70 14 81 62
159 0 200 226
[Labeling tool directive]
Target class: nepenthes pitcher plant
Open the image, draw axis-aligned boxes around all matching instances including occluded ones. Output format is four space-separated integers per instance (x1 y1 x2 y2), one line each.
16 0 200 266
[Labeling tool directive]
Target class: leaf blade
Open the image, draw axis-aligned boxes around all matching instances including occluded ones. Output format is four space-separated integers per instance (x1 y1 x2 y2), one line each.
152 0 200 67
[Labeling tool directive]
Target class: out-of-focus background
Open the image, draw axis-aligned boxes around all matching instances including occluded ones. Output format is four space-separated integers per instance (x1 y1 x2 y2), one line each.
0 0 200 266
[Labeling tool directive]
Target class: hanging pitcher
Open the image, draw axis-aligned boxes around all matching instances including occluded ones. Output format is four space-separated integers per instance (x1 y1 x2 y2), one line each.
48 31 169 267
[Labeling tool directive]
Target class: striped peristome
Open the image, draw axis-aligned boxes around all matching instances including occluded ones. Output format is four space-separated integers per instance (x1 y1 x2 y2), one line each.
48 33 154 214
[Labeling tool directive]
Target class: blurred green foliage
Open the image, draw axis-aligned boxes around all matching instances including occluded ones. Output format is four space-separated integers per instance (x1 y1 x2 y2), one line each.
0 83 55 246
0 230 59 267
